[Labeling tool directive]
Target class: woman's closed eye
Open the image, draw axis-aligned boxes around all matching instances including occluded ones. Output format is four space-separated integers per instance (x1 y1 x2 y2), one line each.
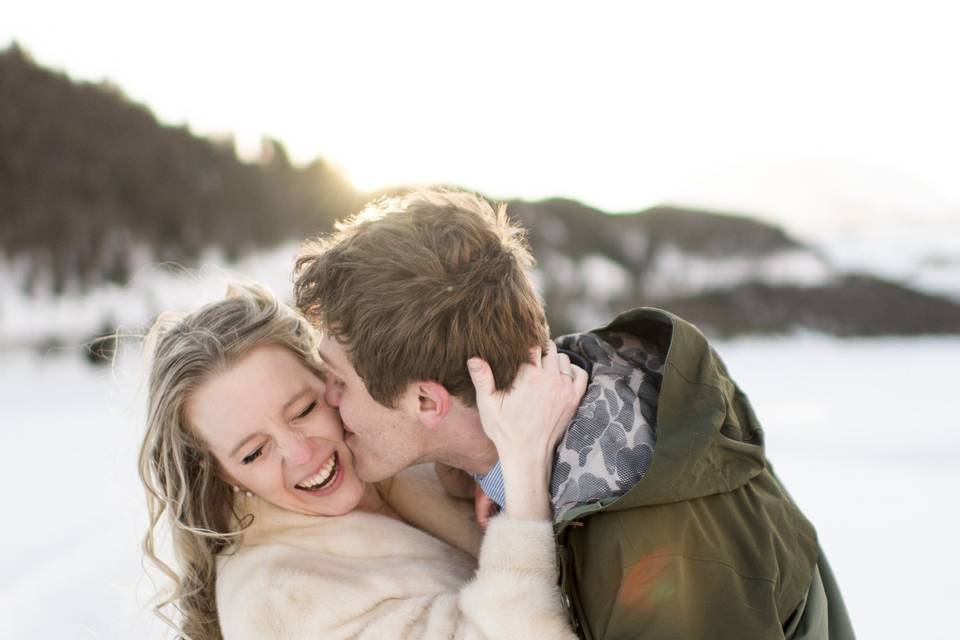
296 400 317 420
241 446 264 465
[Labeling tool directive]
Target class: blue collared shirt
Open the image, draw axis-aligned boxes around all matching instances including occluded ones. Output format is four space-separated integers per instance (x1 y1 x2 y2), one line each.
474 461 507 509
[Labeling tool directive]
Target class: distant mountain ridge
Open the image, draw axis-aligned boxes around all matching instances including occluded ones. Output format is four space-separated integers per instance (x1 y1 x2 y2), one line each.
3 43 959 346
508 199 960 335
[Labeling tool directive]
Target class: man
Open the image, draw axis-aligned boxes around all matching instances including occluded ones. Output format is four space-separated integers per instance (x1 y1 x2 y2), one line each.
293 190 854 639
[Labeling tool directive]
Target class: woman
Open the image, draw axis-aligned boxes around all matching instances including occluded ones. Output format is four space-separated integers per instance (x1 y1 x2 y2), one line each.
139 283 586 640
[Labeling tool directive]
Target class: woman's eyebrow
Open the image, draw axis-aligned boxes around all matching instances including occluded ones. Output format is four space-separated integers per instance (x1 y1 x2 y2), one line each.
283 387 311 412
230 433 262 458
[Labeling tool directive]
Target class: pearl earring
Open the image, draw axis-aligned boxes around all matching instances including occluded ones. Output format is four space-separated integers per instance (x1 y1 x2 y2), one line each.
232 485 254 498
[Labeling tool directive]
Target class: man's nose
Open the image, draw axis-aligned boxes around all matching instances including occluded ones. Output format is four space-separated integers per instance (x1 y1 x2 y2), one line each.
324 376 342 408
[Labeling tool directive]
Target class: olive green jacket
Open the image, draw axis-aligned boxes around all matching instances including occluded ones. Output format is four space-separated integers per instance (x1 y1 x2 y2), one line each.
554 308 821 639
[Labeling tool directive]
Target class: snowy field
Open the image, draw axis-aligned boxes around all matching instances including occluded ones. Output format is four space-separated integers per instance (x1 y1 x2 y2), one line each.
1 334 958 639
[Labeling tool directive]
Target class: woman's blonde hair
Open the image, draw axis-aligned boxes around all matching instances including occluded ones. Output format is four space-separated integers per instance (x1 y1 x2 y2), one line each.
138 282 323 640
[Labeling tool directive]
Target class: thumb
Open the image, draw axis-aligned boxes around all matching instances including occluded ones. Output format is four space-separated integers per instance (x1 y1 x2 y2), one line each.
467 358 496 397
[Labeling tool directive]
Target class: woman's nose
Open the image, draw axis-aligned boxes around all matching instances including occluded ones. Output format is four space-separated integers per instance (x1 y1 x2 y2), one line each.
279 429 313 466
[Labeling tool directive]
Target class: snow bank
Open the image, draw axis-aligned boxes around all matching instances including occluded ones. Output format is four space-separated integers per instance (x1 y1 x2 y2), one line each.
1 335 957 638
644 245 834 297
0 242 301 350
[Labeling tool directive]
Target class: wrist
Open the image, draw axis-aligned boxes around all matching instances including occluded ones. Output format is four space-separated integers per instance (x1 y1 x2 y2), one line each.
498 457 554 521
497 450 553 474
498 456 552 491
502 488 552 521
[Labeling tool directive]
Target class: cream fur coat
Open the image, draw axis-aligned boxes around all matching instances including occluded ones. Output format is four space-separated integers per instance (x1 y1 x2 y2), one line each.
216 465 576 639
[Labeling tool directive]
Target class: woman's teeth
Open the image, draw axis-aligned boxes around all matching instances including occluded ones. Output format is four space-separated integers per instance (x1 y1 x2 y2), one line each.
295 452 339 491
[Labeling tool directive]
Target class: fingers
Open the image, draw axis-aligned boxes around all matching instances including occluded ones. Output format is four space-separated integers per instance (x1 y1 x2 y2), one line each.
540 341 558 371
571 363 588 396
557 352 572 378
553 363 588 435
528 345 543 368
467 358 495 397
475 484 498 530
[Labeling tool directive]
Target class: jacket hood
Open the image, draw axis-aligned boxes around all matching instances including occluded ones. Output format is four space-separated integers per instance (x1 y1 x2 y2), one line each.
577 307 766 514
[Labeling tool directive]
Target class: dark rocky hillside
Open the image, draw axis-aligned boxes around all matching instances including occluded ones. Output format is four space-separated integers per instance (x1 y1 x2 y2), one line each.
512 198 807 265
0 44 357 293
656 275 960 337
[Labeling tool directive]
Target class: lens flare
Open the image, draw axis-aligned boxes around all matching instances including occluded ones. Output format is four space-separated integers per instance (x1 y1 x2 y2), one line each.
617 549 679 610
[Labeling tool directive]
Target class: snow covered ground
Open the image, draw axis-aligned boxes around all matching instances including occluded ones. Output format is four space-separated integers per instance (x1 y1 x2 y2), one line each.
716 335 960 640
1 332 957 638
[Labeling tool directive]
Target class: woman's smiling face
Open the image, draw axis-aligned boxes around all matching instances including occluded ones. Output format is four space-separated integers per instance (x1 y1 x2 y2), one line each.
186 344 365 517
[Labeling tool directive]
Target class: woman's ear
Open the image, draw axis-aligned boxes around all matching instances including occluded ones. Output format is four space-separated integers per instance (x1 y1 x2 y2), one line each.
414 381 452 429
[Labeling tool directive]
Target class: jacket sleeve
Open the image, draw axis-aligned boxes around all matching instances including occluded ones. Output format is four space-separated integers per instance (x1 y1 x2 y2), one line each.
457 517 578 639
217 515 577 640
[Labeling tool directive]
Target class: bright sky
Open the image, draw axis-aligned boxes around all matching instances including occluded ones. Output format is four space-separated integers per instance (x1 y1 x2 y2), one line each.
4 0 960 232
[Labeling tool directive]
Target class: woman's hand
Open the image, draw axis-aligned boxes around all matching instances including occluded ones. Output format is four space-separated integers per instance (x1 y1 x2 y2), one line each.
474 483 498 530
467 342 588 521
434 462 500 529
467 342 586 463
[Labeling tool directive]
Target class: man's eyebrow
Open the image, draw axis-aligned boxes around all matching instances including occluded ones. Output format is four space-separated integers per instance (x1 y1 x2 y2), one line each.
228 388 311 458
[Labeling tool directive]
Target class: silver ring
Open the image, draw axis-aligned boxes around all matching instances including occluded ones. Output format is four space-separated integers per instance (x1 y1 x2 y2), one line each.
562 369 576 380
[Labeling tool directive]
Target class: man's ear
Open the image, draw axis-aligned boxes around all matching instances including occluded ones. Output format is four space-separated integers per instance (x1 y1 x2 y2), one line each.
414 381 452 429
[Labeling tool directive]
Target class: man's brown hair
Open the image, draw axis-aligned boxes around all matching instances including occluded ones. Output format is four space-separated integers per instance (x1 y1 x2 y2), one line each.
294 190 549 408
